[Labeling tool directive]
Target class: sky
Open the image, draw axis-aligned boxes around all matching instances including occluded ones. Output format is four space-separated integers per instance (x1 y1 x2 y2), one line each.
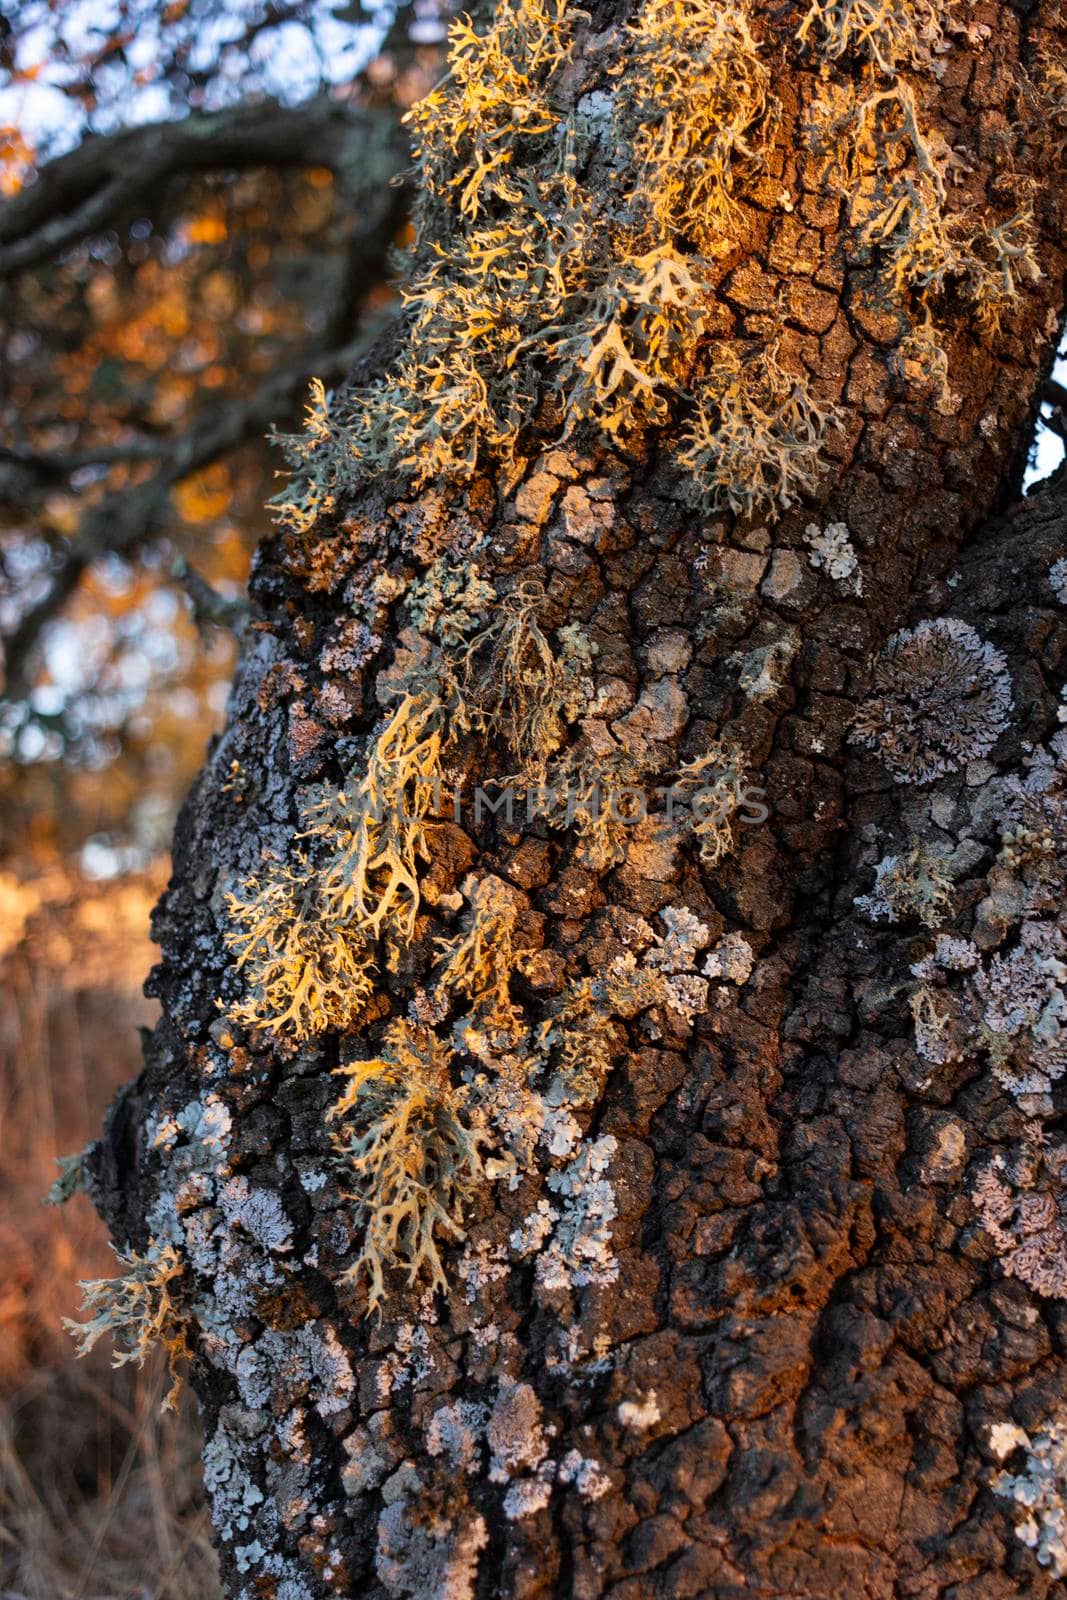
0 0 424 156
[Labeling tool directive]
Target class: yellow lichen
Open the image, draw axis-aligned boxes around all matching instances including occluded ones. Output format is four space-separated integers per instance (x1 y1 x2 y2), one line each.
269 0 793 511
537 957 667 1106
404 0 575 227
796 0 946 74
619 0 771 252
225 864 377 1038
807 44 1042 352
472 582 573 781
224 684 450 1039
674 739 752 866
328 1022 485 1313
679 343 839 515
545 743 649 870
433 875 527 1039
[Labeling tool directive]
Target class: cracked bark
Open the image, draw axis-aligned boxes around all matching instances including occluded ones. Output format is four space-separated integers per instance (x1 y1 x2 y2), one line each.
84 2 1067 1597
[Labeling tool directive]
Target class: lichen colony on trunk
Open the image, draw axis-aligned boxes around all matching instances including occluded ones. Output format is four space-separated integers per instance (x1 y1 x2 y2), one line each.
67 1 1067 1596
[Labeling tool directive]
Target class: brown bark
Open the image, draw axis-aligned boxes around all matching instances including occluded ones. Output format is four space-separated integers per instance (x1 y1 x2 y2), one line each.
85 2 1067 1597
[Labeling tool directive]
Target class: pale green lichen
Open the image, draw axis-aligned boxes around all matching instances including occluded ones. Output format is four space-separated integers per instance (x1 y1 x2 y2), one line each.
679 341 840 516
64 1240 190 1409
47 1146 88 1205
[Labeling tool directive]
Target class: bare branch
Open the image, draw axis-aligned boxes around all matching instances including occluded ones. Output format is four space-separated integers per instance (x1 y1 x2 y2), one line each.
1042 377 1067 443
0 94 406 280
0 329 373 702
170 556 250 635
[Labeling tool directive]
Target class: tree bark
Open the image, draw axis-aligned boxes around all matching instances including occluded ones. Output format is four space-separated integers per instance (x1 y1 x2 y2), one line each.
83 2 1067 1597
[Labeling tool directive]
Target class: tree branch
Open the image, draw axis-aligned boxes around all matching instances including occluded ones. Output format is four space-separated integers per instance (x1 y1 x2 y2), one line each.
170 556 250 635
0 93 406 281
0 68 412 700
0 329 374 702
1041 376 1067 443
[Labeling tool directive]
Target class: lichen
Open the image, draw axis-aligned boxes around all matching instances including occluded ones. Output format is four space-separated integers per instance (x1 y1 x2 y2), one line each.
542 742 648 870
427 1401 488 1476
64 1239 190 1409
673 738 755 865
617 0 771 254
224 568 591 1042
376 1471 488 1600
991 1407 1067 1577
678 342 840 516
487 1381 549 1483
972 1134 1067 1300
648 905 711 972
911 918 1067 1103
533 1135 621 1293
618 1392 661 1431
224 659 460 1039
855 841 954 927
796 0 946 74
47 1146 88 1205
433 873 528 1042
704 931 755 986
267 0 843 518
804 520 862 590
536 955 667 1109
851 618 1013 784
803 13 1043 380
328 1022 486 1313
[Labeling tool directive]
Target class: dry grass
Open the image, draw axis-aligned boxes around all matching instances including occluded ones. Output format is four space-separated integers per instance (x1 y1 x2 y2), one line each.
0 861 220 1600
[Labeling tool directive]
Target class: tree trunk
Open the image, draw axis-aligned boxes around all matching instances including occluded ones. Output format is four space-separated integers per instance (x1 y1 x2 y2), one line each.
82 2 1067 1596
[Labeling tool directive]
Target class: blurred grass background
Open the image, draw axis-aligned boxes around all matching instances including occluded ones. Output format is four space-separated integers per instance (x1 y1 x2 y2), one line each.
0 862 220 1599
0 7 452 1589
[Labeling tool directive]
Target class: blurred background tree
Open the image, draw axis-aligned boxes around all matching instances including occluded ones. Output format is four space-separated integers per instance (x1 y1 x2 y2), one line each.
0 10 448 1594
0 0 448 871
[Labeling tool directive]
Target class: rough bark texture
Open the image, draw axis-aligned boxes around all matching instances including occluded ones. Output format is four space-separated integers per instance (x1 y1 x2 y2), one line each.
84 2 1067 1597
